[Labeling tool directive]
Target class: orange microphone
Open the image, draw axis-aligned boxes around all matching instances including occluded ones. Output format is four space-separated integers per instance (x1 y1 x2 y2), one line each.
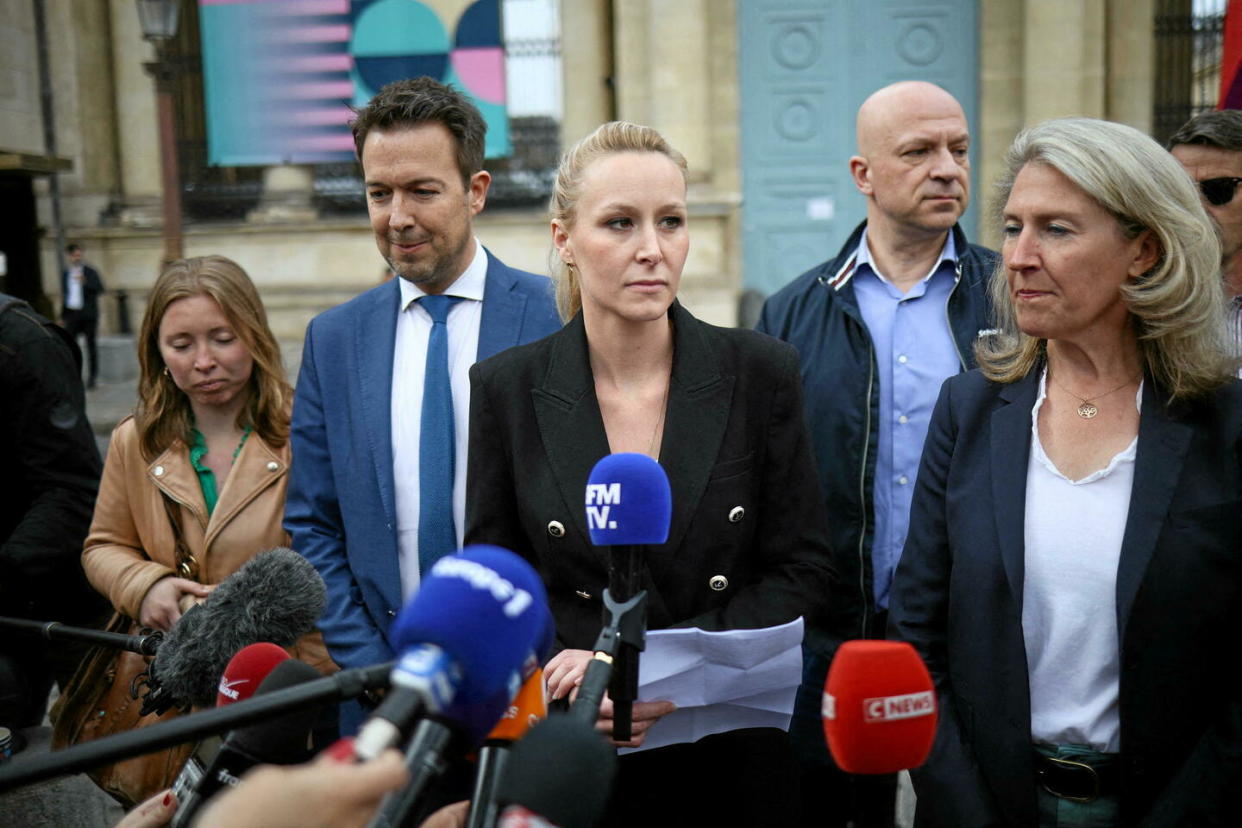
466 669 548 828
821 640 937 774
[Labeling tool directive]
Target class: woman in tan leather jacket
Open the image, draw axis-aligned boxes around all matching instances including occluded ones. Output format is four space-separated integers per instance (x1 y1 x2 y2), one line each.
82 255 332 672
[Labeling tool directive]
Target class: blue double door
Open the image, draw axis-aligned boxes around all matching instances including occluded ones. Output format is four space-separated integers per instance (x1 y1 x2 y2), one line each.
738 0 980 297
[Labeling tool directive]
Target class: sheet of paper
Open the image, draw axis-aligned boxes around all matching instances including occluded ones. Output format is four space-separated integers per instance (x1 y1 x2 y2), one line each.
617 617 804 754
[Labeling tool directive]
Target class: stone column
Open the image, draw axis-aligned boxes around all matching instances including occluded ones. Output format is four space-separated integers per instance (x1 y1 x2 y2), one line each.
559 0 614 146
109 0 164 228
1106 0 1155 133
247 164 318 224
1022 0 1108 124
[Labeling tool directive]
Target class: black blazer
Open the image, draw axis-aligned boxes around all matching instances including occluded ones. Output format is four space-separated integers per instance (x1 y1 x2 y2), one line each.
465 302 837 653
889 367 1242 827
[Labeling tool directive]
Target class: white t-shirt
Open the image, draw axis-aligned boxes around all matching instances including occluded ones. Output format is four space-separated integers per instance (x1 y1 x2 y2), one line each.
1022 369 1140 753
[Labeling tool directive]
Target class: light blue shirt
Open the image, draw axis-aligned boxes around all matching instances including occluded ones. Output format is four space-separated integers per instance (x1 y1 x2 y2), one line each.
852 230 962 609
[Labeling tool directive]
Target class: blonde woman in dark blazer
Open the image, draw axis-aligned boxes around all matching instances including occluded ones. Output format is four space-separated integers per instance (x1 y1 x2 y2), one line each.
890 118 1242 827
466 122 837 827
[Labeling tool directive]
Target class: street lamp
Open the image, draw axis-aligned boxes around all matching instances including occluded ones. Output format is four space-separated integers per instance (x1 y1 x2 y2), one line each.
137 0 183 264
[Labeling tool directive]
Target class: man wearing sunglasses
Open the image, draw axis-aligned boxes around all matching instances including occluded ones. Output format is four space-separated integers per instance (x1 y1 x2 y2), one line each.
1168 110 1242 365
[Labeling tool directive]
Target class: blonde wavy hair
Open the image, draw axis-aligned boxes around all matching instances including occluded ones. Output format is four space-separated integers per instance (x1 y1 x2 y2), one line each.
978 117 1234 401
136 256 291 460
548 121 688 321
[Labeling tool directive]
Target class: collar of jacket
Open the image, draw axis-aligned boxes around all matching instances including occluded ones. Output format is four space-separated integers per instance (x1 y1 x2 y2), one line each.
146 431 288 547
538 300 723 404
819 220 971 292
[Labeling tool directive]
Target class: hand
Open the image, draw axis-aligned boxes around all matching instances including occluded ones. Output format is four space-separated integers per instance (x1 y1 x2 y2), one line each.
544 649 676 747
418 800 469 828
595 696 676 748
115 789 176 828
196 750 408 828
139 577 212 630
544 648 593 701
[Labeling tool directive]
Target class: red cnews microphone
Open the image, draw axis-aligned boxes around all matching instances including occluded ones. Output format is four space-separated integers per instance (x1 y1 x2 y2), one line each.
821 640 937 774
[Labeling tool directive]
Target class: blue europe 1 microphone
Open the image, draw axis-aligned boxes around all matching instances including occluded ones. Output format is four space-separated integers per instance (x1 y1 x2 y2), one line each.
581 453 672 740
352 545 549 762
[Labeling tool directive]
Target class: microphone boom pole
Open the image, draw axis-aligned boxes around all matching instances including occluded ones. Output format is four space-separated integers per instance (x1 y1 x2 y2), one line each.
0 662 392 793
0 616 162 656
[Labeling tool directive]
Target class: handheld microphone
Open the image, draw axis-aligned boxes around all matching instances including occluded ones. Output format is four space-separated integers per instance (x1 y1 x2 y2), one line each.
582 453 672 739
353 545 549 762
821 640 938 774
171 658 323 828
170 642 293 808
144 548 327 712
495 715 618 828
465 669 548 828
366 682 515 828
216 642 290 706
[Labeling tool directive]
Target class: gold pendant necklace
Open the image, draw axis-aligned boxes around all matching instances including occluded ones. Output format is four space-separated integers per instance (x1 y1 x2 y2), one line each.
1049 370 1140 420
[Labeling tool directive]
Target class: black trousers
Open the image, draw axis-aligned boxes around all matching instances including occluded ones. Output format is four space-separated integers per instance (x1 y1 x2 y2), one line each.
61 310 98 385
602 727 801 828
790 613 898 828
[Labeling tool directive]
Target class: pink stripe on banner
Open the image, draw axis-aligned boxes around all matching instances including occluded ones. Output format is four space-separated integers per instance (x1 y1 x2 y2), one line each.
283 24 350 43
201 0 346 7
282 107 356 127
280 54 353 72
266 0 349 13
286 81 355 99
289 134 358 152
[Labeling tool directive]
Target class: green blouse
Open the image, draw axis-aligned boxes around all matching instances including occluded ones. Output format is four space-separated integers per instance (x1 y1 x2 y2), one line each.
188 426 252 516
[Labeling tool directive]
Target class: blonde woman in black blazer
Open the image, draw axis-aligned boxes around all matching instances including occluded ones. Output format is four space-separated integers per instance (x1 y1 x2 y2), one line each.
466 122 836 827
890 118 1242 827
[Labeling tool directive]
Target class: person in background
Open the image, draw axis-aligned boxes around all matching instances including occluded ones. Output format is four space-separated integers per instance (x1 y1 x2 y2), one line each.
0 292 106 748
61 242 105 389
466 121 836 827
890 117 1241 826
1168 108 1242 368
756 80 996 827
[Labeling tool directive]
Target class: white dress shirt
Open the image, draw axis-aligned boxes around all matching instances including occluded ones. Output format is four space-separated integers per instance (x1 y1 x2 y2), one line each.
391 240 486 600
65 265 85 310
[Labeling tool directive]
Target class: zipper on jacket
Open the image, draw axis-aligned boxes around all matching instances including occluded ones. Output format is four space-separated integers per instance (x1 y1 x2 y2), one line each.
945 261 967 371
857 348 874 639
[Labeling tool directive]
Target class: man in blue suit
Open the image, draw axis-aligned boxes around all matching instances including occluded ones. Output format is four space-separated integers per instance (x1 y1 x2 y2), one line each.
285 78 561 723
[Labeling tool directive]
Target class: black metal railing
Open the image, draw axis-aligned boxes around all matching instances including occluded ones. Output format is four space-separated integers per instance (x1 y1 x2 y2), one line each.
1154 0 1226 144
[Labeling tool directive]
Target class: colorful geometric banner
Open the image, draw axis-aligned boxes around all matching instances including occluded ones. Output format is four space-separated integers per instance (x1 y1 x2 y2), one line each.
198 0 509 166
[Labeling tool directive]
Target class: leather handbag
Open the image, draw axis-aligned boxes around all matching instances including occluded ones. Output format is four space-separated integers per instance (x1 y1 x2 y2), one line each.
49 612 194 808
49 490 200 807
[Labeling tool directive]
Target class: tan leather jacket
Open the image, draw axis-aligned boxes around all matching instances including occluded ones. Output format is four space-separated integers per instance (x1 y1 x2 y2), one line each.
83 416 335 674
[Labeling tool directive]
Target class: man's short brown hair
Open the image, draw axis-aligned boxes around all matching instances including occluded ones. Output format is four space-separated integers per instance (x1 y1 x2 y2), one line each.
350 77 487 186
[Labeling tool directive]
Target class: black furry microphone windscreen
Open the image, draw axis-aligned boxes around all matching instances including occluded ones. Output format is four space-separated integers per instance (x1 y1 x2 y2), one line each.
149 548 326 708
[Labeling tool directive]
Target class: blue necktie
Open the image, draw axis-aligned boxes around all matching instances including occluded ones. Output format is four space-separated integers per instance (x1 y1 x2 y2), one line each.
417 294 463 573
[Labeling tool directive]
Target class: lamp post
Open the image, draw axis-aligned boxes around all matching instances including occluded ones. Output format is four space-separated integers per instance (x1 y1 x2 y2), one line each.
137 0 183 264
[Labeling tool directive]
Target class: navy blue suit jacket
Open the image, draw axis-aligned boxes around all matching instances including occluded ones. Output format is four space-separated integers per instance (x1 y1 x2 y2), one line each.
285 251 561 677
890 367 1242 827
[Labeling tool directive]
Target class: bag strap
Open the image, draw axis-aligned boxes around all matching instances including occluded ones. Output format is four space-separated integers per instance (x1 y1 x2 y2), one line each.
160 491 199 581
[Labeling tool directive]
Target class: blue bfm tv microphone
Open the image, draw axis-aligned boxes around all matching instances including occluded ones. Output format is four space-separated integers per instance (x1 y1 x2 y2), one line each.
584 453 672 739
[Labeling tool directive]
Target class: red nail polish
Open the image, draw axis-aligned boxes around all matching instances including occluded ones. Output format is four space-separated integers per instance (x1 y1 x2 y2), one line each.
163 792 172 806
322 736 357 763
